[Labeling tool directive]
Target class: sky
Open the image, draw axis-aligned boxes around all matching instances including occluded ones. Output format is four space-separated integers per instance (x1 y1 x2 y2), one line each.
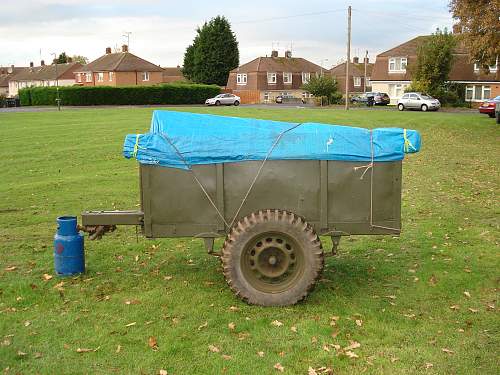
0 0 454 69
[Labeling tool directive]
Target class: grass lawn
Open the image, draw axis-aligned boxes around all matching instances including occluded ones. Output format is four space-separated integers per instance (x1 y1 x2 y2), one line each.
0 106 498 374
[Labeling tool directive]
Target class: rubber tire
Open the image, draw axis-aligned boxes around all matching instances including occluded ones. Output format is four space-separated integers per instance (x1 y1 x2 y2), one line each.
215 100 221 106
496 112 500 124
234 100 240 106
421 104 428 112
222 209 324 306
398 104 404 111
488 113 495 118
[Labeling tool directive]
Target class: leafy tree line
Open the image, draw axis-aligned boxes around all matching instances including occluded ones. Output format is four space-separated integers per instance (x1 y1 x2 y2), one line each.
183 16 239 86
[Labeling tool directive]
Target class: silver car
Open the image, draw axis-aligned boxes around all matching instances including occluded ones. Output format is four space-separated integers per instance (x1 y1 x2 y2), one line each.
205 93 240 106
398 92 440 112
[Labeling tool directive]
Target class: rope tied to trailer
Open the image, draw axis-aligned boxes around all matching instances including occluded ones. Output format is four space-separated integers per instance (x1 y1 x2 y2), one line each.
132 134 144 158
403 128 416 153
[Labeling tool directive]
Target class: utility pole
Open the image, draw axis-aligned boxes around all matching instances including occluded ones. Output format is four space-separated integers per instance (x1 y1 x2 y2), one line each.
51 52 61 111
364 50 368 93
345 5 352 110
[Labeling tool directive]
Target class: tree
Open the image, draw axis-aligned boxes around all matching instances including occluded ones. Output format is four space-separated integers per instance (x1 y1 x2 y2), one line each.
53 52 69 64
407 29 456 96
302 75 342 105
71 55 89 65
449 0 500 73
183 16 239 85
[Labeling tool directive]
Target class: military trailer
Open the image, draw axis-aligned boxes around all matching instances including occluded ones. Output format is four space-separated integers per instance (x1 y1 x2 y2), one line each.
82 111 421 306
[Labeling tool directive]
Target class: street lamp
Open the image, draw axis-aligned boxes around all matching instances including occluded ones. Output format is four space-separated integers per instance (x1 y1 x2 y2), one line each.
51 52 61 111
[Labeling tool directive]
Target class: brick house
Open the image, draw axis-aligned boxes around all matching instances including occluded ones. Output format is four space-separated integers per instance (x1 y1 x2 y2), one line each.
370 35 499 105
8 61 82 97
329 56 373 95
0 65 27 96
74 45 164 86
226 50 323 104
162 66 185 83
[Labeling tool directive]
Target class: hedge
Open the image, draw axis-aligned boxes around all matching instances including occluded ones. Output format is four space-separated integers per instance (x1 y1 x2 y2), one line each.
18 84 221 106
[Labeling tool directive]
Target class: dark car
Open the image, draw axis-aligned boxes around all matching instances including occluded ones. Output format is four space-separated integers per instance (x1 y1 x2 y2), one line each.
351 92 390 106
276 95 305 104
496 102 500 124
478 96 500 118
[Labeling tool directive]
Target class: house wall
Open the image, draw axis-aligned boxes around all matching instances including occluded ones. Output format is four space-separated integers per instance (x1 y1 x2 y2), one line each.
76 71 163 87
8 78 75 97
370 82 410 104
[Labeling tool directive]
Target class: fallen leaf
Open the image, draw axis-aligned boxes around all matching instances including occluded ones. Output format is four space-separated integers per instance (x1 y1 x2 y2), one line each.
76 348 93 353
53 282 65 291
17 350 27 356
148 336 158 350
308 367 318 375
311 336 318 344
1 339 11 347
290 326 298 333
442 348 454 355
390 357 399 363
229 306 239 312
257 351 264 357
198 321 208 330
331 344 341 350
228 322 236 330
164 275 173 281
116 345 122 353
42 274 53 281
5 266 17 271
271 320 283 327
208 345 220 353
404 313 416 318
464 268 471 273
125 322 137 327
125 299 140 305
428 275 437 286
34 352 42 359
355 319 363 327
222 354 232 360
385 295 397 300
463 291 471 298
322 345 330 352
449 305 460 310
24 321 31 327
345 351 359 358
344 341 361 351
279 351 285 357
486 303 495 311
159 370 168 375
274 363 285 372
468 308 479 313
425 363 433 369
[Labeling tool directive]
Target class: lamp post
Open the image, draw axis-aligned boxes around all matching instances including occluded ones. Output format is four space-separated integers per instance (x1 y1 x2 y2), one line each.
51 52 61 111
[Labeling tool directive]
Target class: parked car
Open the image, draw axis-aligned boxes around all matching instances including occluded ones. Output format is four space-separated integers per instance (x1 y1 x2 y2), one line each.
205 93 240 106
351 92 390 106
478 96 500 118
398 92 440 112
496 102 500 124
276 95 305 104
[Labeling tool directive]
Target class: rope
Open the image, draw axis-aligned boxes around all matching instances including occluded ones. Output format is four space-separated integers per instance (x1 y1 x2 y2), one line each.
133 134 143 157
403 128 416 153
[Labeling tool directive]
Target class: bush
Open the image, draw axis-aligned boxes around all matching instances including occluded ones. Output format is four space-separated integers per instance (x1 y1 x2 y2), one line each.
18 84 221 106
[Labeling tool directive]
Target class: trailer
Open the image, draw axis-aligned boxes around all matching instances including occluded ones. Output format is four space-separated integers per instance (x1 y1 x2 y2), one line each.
81 111 421 306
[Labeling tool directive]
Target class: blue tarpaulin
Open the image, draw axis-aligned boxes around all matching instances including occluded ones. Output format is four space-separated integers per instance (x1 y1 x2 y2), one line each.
123 110 421 170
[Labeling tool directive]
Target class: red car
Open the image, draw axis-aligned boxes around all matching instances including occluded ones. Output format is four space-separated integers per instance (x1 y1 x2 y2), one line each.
479 96 500 118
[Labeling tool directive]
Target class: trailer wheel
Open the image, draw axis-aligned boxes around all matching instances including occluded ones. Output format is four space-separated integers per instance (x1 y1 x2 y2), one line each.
222 209 324 306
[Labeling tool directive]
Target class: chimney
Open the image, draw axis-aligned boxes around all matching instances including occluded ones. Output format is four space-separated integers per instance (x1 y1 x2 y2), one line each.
30 62 34 68
41 60 45 66
271 50 278 58
122 44 128 53
452 24 462 34
285 50 292 58
353 56 359 64
106 47 112 54
8 64 13 74
363 57 369 64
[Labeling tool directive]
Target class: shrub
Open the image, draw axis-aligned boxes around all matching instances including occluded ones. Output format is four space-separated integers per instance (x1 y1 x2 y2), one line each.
19 84 221 106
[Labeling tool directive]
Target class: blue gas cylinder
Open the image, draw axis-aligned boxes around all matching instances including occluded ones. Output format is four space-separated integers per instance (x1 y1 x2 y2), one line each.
54 216 85 276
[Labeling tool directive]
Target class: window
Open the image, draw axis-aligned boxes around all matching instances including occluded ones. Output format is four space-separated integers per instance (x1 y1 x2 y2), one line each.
109 72 114 81
353 77 361 87
267 72 277 84
141 72 150 81
402 93 409 99
264 92 270 102
236 73 247 85
474 58 498 73
466 85 491 101
283 72 292 84
97 72 104 82
388 83 407 99
366 76 371 87
76 73 82 83
85 73 92 82
302 72 311 84
388 57 407 72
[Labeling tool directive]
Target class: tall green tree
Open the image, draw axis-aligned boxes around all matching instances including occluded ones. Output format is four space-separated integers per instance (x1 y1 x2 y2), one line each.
449 0 500 73
54 52 69 64
408 29 456 95
183 16 239 85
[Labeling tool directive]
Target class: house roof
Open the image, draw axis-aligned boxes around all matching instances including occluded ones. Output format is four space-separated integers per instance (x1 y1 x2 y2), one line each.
162 67 183 77
78 52 164 72
9 62 82 82
231 56 323 73
329 62 373 77
0 66 27 87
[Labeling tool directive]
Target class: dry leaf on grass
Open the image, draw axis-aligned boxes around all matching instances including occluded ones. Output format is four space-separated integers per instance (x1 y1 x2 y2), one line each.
208 345 220 353
76 348 95 353
355 319 363 327
148 336 158 350
198 321 208 330
311 336 318 344
345 351 358 358
322 345 330 352
271 320 283 327
229 306 239 312
468 308 479 313
344 341 361 351
428 275 437 286
442 348 454 354
159 370 168 375
34 352 42 359
463 291 471 298
290 326 298 333
257 351 264 357
274 363 285 372
221 354 232 360
116 345 122 353
24 321 31 327
125 299 140 305
308 367 318 375
390 357 399 363
425 363 433 369
42 274 53 281
5 266 17 271
228 322 236 330
125 322 137 327
449 305 460 310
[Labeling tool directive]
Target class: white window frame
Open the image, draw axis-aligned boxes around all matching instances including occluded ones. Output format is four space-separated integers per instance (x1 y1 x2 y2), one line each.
388 57 407 73
97 72 104 82
302 72 311 84
283 72 292 84
76 73 82 83
109 72 114 82
263 92 270 102
236 73 247 85
474 57 498 73
267 72 277 84
465 84 492 101
85 73 92 82
353 77 361 87
142 72 150 81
